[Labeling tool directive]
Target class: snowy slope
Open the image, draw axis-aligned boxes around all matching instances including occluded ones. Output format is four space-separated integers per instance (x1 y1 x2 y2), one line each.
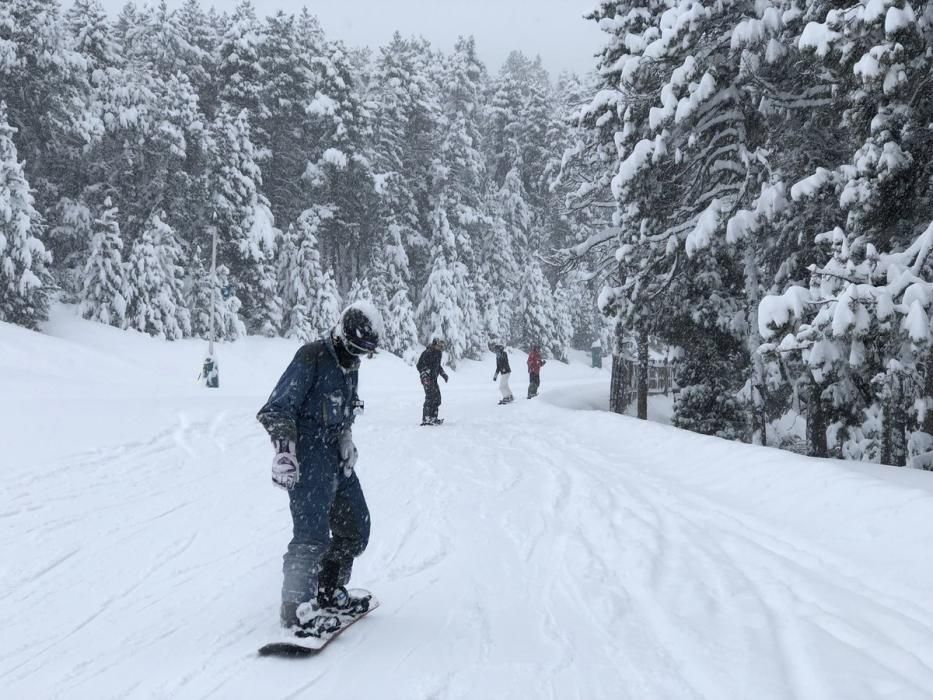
3 307 933 700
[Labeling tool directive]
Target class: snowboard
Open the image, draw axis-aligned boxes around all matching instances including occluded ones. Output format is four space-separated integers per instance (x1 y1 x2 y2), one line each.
420 418 444 426
258 590 378 657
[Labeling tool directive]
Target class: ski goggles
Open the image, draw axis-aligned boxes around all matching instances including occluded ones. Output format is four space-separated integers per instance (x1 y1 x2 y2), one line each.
346 338 379 357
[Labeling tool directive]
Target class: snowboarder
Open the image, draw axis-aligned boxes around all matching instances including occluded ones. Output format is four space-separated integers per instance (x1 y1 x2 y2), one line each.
417 338 448 425
490 342 514 404
527 345 546 398
257 303 382 635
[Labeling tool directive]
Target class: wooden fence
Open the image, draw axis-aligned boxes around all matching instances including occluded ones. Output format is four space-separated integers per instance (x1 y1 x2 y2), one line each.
609 354 676 414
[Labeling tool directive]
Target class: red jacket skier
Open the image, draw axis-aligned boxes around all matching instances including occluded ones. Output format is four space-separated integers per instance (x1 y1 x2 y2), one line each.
527 346 546 399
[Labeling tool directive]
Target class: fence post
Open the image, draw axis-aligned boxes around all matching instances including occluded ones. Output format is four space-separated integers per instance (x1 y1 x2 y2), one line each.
637 331 648 420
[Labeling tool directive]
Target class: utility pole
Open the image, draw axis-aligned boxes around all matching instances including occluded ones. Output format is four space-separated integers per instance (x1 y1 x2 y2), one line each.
201 212 220 388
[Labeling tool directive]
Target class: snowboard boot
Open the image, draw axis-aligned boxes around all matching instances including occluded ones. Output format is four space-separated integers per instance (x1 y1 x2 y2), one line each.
317 585 372 616
280 601 340 637
315 558 370 615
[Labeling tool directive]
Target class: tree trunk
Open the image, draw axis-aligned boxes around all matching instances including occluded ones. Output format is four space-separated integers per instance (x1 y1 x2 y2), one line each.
807 376 827 458
637 331 648 420
751 353 768 446
924 351 933 436
610 354 626 414
609 318 627 414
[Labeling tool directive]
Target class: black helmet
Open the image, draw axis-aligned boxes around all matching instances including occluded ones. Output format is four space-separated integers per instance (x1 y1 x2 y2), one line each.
338 303 383 357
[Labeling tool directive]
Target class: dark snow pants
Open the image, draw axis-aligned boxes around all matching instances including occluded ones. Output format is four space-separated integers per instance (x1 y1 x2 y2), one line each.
528 372 540 398
282 441 370 605
422 377 441 421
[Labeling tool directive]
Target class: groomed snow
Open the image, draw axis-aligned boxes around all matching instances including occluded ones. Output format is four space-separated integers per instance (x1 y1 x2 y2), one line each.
3 306 933 699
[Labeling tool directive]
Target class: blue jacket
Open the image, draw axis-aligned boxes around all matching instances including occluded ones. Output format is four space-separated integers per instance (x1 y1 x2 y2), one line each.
257 336 359 450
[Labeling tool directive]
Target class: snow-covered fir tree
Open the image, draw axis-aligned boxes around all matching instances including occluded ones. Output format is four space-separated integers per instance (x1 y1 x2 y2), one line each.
278 208 341 340
207 106 273 333
0 103 51 328
481 168 526 341
66 0 123 80
125 211 191 340
79 198 128 327
417 205 471 365
188 259 245 341
515 260 560 356
215 0 264 116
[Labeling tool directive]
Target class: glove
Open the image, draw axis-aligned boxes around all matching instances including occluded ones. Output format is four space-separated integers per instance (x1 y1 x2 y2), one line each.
442 373 449 383
493 374 498 382
352 398 365 416
339 430 358 477
272 439 298 490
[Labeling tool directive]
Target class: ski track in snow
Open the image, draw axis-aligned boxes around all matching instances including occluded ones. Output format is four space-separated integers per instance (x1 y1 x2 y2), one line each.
3 337 933 698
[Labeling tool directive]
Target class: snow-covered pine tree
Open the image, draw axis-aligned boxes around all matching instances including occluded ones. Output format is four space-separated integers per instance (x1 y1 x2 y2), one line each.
123 5 213 250
486 66 525 188
481 168 526 341
3 0 96 297
124 211 191 339
437 36 488 274
0 103 51 328
756 224 933 465
742 0 933 455
515 260 559 356
174 0 218 110
552 280 574 361
347 277 374 305
519 78 553 212
79 198 128 327
278 207 341 340
0 0 87 214
276 222 316 342
369 33 435 330
301 38 379 293
571 0 777 436
188 258 245 341
215 0 264 117
254 10 317 224
371 222 419 356
425 37 490 356
371 33 420 238
417 205 470 366
131 0 207 87
315 268 342 337
66 0 123 80
399 37 446 290
207 106 276 334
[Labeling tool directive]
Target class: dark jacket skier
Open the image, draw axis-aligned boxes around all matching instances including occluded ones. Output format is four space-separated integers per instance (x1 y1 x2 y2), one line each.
490 343 513 403
257 304 382 632
527 346 546 398
417 338 448 425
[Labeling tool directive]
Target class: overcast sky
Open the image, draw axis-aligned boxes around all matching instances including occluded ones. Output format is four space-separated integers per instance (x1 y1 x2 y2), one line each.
96 0 605 76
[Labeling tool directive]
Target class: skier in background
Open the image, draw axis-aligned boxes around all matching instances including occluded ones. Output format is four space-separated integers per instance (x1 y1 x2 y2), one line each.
257 303 382 634
491 342 514 404
527 345 546 399
417 338 448 425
